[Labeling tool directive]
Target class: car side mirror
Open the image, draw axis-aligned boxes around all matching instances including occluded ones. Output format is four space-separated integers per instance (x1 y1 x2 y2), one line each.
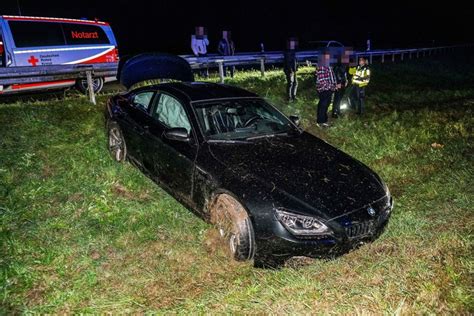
164 127 191 142
289 115 301 127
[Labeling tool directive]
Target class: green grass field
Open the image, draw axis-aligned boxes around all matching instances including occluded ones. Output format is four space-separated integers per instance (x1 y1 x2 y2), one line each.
1 55 473 314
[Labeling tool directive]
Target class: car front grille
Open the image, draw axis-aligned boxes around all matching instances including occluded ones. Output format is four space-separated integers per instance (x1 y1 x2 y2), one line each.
344 206 391 239
345 221 374 238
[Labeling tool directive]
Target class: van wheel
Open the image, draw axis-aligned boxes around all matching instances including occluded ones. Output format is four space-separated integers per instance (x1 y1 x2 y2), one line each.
76 77 104 94
210 194 255 262
107 120 127 162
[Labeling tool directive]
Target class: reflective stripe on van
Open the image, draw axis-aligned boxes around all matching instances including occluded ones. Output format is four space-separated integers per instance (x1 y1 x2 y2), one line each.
14 45 115 54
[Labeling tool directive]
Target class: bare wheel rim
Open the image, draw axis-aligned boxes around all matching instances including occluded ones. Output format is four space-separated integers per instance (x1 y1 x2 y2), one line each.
80 78 102 91
108 127 123 161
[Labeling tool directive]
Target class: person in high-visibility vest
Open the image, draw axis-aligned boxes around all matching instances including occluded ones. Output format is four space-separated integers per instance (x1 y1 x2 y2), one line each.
351 57 371 114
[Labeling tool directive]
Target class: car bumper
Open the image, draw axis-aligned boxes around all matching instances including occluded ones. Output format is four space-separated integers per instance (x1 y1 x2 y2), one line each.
255 207 391 261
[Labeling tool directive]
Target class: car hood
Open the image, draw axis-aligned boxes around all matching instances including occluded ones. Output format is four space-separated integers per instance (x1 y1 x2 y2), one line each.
208 132 386 219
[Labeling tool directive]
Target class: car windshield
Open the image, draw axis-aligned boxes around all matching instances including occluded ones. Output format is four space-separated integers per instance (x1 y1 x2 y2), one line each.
194 98 295 140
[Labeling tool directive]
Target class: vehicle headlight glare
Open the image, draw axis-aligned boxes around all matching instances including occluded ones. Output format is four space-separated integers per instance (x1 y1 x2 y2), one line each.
275 209 331 236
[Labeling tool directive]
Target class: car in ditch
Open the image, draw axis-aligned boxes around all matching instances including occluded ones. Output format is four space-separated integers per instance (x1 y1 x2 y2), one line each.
105 53 393 267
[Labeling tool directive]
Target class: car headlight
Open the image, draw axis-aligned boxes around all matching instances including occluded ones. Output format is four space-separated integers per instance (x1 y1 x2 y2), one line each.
275 209 332 237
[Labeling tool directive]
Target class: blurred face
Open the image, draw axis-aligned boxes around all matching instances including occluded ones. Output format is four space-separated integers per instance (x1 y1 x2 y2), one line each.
196 26 205 36
287 39 298 50
320 54 331 67
359 58 366 66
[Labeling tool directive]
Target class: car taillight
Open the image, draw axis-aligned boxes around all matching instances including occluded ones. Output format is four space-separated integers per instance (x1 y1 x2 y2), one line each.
114 47 119 61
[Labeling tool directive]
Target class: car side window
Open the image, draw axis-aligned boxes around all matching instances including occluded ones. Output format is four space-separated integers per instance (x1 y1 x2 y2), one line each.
131 91 154 112
153 93 191 134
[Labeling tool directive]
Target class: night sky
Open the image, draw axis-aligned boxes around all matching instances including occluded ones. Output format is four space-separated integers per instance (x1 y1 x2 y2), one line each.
1 0 472 55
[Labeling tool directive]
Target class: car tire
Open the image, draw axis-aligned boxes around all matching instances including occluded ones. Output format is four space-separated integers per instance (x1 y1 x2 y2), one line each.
107 120 127 162
76 77 104 94
210 194 255 261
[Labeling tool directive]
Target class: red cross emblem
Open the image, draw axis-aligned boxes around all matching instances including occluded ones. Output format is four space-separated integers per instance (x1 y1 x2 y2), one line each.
27 56 39 66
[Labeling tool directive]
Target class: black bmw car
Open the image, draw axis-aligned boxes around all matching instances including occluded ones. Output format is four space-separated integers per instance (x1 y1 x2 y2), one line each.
106 53 393 266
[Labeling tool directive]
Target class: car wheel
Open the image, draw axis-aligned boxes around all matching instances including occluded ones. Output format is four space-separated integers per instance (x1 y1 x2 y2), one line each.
210 194 255 261
76 77 104 94
107 120 127 162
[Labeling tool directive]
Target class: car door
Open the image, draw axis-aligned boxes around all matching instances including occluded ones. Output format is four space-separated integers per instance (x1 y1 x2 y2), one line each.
143 92 198 201
118 90 156 164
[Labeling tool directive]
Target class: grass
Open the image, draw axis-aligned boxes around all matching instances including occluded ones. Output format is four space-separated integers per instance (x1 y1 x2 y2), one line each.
1 55 473 313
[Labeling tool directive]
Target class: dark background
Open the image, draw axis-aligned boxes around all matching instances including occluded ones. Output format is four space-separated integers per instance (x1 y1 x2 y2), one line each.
1 0 472 55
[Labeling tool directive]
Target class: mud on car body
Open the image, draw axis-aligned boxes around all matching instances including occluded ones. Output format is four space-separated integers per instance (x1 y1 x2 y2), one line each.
106 53 393 267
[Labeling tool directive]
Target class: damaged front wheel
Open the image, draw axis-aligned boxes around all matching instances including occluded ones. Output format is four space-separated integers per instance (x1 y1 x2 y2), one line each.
107 120 127 162
210 194 255 261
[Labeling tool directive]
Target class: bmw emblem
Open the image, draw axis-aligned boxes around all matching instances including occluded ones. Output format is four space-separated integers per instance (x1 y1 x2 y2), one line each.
367 206 376 217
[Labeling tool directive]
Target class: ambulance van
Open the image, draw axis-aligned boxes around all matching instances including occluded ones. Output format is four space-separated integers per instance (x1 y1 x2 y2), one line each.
0 15 118 94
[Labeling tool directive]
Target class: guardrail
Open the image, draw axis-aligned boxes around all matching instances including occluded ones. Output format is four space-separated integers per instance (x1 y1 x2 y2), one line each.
0 44 471 104
181 45 473 83
0 62 118 104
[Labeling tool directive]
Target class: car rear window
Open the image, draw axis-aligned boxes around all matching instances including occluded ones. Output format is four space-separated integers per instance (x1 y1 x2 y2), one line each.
8 20 110 48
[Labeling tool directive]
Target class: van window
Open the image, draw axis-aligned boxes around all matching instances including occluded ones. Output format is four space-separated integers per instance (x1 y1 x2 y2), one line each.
8 21 110 48
62 23 110 45
8 21 65 47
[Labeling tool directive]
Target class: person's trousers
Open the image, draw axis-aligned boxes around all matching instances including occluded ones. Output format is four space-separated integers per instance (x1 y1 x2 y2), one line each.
353 85 366 114
198 53 209 78
333 88 345 115
223 65 235 78
285 72 298 100
317 90 333 123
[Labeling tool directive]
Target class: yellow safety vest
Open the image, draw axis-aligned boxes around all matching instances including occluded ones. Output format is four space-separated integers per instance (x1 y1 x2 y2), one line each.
352 66 371 87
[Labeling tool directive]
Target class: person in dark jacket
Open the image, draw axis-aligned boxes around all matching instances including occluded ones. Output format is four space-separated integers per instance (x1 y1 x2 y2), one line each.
332 57 349 118
283 38 298 102
217 30 235 78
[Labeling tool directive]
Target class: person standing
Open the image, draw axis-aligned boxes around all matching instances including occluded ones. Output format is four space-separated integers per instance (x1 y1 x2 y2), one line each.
316 53 337 127
191 26 210 77
332 57 348 118
217 30 235 78
351 57 371 115
283 38 298 102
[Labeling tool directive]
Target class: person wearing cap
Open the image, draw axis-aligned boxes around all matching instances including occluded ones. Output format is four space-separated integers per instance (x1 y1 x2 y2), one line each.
351 57 371 114
315 53 337 127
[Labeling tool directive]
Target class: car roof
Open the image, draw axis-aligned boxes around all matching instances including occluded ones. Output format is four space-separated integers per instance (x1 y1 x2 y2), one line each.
159 82 259 102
